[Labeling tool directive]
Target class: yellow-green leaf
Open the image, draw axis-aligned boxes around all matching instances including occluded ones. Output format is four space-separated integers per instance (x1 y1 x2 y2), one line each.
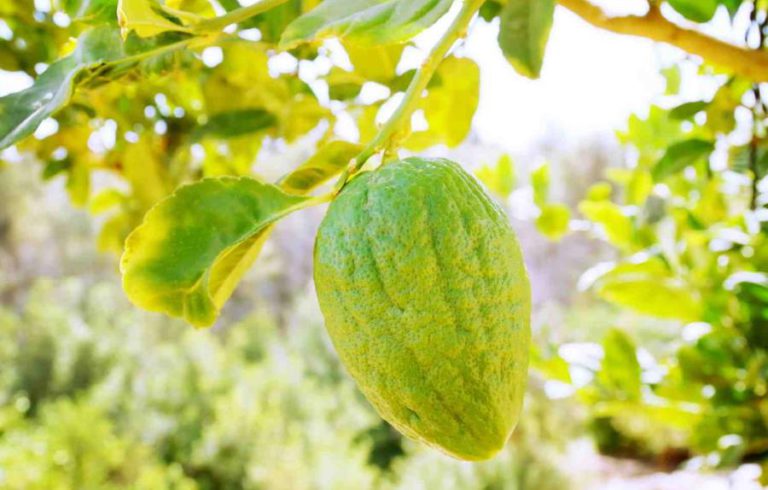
99 213 134 254
599 329 641 400
121 177 315 328
579 200 633 250
117 0 188 38
661 65 681 95
531 163 550 207
591 260 702 322
536 203 570 241
90 189 128 214
280 141 362 195
206 228 273 310
627 170 653 205
120 139 171 208
476 154 516 198
66 161 91 207
599 278 701 322
530 345 571 383
344 42 405 83
406 57 480 150
280 95 330 142
357 104 381 143
585 182 613 202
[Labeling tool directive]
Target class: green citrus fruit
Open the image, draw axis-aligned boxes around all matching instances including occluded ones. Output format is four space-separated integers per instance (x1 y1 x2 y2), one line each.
313 157 531 461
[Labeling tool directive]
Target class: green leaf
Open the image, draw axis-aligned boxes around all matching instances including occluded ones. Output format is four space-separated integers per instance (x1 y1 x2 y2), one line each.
0 27 191 150
42 159 72 180
719 0 741 17
479 1 503 21
280 141 362 194
193 109 277 140
760 151 768 179
599 329 641 400
279 0 455 48
652 138 715 181
117 0 188 38
536 203 570 241
0 29 116 149
405 57 480 150
669 101 710 120
121 177 316 327
476 154 516 198
498 0 555 79
666 0 718 23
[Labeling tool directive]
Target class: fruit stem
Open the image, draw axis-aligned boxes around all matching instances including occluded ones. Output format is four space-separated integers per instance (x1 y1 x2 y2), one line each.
333 0 485 193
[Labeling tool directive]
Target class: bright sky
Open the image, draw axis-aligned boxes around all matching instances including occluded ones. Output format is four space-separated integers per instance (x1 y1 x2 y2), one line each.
468 8 664 153
465 1 753 154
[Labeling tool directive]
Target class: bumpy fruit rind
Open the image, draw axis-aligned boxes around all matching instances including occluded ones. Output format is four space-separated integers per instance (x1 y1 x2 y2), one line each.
314 157 531 461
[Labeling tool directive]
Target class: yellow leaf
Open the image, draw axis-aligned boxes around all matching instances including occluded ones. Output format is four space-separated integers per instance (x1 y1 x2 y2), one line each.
476 154 516 198
344 43 405 82
117 0 189 39
121 139 171 208
536 203 570 241
405 57 480 150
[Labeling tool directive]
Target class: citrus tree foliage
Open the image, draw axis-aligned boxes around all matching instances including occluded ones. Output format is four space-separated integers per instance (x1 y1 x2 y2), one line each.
1 0 768 469
1 0 760 323
554 77 768 464
524 20 768 471
0 0 494 326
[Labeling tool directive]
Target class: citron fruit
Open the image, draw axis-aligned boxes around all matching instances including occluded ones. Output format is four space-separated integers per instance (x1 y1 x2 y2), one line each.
314 157 531 461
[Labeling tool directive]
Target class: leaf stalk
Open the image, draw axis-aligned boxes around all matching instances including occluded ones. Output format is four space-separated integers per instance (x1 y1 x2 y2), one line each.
194 0 291 33
334 0 485 193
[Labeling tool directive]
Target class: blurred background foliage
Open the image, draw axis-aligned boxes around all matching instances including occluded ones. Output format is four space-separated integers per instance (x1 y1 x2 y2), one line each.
1 0 768 488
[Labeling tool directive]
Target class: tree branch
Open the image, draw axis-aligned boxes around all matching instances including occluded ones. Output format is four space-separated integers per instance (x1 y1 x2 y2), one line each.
558 0 768 82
